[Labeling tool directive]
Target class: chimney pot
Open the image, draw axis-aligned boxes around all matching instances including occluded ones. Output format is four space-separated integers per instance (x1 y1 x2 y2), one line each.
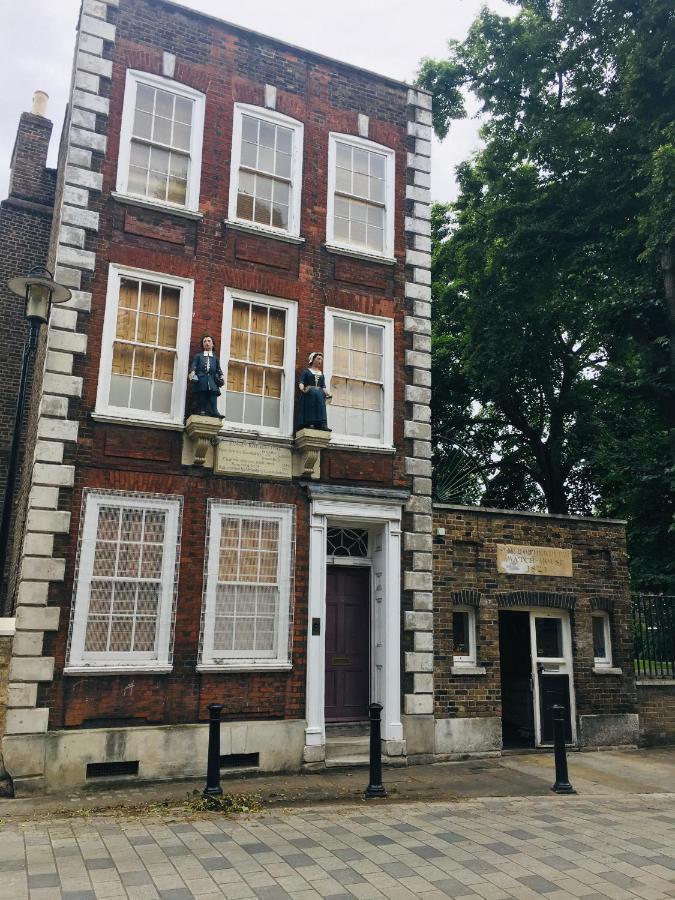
31 91 49 117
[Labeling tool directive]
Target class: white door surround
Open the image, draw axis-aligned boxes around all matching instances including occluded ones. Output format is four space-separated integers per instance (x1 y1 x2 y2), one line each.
303 485 408 764
529 608 577 746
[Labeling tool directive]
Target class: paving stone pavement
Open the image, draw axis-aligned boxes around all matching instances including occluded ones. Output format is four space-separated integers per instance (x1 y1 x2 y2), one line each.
1 794 674 900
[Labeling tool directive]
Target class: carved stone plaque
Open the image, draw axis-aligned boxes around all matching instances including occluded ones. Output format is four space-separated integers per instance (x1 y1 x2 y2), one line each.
215 439 292 480
497 544 573 577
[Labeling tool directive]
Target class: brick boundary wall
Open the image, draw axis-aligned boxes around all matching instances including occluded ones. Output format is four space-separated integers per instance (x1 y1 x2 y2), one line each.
636 682 675 746
2 0 117 794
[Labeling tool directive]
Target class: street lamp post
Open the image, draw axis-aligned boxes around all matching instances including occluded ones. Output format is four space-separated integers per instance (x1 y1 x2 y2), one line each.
0 267 72 610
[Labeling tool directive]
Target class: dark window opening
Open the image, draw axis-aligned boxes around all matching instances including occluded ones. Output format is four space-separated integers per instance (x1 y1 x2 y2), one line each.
453 611 470 656
219 752 259 769
86 760 139 779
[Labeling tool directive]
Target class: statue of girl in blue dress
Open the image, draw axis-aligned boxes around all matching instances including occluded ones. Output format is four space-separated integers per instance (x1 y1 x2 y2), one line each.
297 351 331 431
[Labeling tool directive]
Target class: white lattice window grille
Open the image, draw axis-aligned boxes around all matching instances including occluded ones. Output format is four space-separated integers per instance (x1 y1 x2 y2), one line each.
453 607 477 667
96 265 194 426
199 501 295 670
327 133 395 259
327 527 369 558
116 70 205 211
220 288 297 435
66 491 182 673
228 104 304 236
324 308 394 448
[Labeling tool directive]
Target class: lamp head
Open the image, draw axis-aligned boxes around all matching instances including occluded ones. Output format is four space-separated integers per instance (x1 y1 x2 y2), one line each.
7 267 72 325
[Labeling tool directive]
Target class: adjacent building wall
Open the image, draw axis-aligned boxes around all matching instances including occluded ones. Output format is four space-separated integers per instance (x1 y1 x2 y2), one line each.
433 504 639 754
0 104 56 608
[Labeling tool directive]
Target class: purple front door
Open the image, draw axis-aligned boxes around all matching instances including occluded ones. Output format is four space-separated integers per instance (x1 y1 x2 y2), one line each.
324 566 370 721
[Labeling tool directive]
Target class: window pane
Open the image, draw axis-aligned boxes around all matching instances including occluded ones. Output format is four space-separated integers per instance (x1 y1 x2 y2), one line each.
152 116 172 145
136 83 154 113
453 611 470 655
593 616 607 659
277 126 292 155
133 110 152 140
535 617 563 658
353 148 369 174
127 80 196 206
80 501 170 660
174 96 193 125
167 177 187 204
155 89 174 119
108 277 180 418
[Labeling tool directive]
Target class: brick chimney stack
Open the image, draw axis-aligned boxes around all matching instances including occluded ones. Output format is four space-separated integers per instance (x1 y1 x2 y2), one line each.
7 91 54 206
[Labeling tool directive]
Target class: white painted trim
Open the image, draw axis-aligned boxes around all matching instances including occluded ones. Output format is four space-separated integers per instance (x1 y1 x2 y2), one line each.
200 501 295 668
452 606 477 668
68 492 182 669
95 264 194 426
528 608 578 746
227 103 304 238
116 69 205 212
305 496 403 751
220 287 298 438
323 306 394 449
326 132 395 259
111 192 204 220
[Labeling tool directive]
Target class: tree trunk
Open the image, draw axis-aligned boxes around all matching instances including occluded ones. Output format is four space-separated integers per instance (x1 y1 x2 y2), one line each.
662 245 675 472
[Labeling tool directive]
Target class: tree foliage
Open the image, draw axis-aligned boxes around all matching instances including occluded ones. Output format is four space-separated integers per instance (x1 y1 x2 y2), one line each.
419 0 675 588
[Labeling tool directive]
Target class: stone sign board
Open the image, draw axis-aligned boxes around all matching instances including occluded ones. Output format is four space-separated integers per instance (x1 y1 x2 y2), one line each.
215 439 292 480
496 544 573 577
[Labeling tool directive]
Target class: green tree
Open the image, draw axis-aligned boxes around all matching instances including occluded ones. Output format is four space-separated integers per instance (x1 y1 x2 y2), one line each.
420 0 675 586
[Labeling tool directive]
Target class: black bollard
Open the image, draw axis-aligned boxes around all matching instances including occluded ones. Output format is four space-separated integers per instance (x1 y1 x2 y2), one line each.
365 702 387 799
550 704 576 795
204 703 224 797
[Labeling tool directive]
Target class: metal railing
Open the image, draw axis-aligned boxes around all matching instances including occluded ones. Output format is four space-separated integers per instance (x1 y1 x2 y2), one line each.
631 594 675 678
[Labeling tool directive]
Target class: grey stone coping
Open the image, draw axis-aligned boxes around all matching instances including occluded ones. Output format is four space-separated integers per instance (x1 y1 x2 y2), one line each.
433 502 627 525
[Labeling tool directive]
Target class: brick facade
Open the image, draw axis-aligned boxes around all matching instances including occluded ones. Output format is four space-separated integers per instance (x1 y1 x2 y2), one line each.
433 504 639 755
0 109 56 606
636 683 675 746
1 0 433 793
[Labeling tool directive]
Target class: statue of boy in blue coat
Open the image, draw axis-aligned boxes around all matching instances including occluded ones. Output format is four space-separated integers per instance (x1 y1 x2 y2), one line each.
188 335 225 418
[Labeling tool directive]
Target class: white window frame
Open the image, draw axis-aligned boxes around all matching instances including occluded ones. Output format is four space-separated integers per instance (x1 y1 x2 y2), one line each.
326 133 396 260
95 264 194 427
220 288 298 438
452 606 477 668
227 103 304 238
199 501 295 671
592 611 613 667
116 69 205 213
66 491 182 674
324 307 394 450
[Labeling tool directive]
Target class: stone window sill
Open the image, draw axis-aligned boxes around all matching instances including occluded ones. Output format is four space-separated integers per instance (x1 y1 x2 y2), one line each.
324 243 396 266
636 678 675 686
111 191 204 220
328 440 396 455
223 218 305 244
451 665 486 676
592 666 623 675
91 413 184 432
197 663 292 673
64 665 173 676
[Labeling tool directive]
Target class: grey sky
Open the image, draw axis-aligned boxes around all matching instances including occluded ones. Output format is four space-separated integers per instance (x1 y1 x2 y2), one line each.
0 0 512 205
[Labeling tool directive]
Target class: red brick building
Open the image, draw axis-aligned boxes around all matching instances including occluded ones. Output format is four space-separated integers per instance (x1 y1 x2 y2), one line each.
1 0 435 793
